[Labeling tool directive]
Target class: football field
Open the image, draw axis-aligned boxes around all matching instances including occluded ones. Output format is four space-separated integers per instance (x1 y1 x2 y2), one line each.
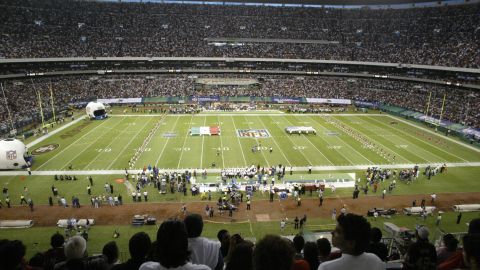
29 112 480 172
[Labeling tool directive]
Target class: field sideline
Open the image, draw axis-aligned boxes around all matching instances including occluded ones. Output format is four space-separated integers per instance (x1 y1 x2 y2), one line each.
21 112 480 173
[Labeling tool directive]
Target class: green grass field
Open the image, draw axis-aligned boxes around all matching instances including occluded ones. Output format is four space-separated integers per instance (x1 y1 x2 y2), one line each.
29 112 480 171
1 110 480 259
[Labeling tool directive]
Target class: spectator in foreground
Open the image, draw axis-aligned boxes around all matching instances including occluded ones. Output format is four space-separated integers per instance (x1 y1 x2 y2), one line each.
44 233 66 270
29 252 46 270
224 235 254 270
316 238 332 265
403 226 437 270
436 234 459 265
293 234 306 259
217 229 230 258
54 235 107 270
319 213 384 270
184 214 222 270
439 218 480 270
462 233 480 270
140 219 210 270
367 227 388 261
102 241 119 269
112 232 152 270
303 241 320 270
0 239 27 270
253 234 296 270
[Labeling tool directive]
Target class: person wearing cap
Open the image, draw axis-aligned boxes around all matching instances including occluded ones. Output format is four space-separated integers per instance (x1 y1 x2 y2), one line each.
403 226 437 270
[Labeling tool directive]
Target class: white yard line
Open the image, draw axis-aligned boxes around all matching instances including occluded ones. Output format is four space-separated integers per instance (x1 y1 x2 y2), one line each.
5 161 480 176
282 116 335 166
257 116 292 166
218 115 226 168
84 117 140 169
155 116 181 168
106 117 154 169
367 115 466 162
333 116 416 164
200 116 207 169
230 116 248 167
307 115 373 165
35 118 113 170
291 114 356 165
351 116 439 163
177 114 195 169
269 116 314 166
27 115 87 148
59 117 129 170
388 115 480 153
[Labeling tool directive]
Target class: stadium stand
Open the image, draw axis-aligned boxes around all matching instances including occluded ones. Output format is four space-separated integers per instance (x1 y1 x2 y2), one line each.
1 75 479 135
0 0 479 68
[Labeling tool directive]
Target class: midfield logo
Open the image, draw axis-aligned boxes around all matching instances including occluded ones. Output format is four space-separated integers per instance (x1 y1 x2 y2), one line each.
32 144 59 155
237 129 270 138
6 150 17 160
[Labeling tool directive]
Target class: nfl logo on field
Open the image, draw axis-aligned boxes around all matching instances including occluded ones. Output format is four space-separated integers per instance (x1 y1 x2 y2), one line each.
6 150 17 160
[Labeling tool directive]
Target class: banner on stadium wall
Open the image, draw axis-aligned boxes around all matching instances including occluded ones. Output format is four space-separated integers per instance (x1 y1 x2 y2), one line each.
272 97 302 104
415 115 446 126
191 96 220 102
227 96 251 102
354 101 379 108
97 98 142 104
68 101 90 108
306 98 352 105
144 97 169 103
462 128 480 140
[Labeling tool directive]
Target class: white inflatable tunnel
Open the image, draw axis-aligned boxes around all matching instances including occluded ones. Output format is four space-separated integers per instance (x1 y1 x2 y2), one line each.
403 206 436 216
453 204 480 212
86 102 107 120
0 139 28 169
0 220 34 228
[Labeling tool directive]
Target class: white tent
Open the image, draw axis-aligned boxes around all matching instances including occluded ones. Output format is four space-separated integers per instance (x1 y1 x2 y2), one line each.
86 102 107 119
0 139 28 169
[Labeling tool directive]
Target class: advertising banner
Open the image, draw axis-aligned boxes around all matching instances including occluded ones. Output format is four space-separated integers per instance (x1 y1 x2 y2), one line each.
306 98 352 105
97 98 142 104
272 97 302 104
191 96 221 102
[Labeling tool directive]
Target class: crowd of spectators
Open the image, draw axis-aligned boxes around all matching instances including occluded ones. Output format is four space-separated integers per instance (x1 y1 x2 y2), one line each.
0 0 479 68
1 215 479 270
1 74 478 135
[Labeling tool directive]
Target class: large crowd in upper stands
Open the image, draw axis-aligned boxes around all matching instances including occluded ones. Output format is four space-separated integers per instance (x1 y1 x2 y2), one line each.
1 75 478 134
0 0 479 68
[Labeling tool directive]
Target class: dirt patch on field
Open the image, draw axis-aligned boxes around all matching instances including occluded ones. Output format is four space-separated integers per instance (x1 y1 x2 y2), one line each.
1 192 478 227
